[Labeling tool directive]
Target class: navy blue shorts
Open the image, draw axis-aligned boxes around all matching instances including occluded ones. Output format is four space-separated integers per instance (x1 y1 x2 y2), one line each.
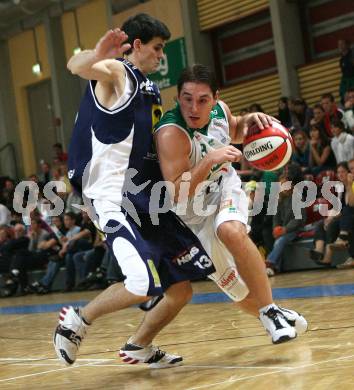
102 211 215 297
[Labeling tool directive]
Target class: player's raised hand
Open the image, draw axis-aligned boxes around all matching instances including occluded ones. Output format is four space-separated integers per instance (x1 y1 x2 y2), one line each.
207 145 242 164
94 28 131 60
245 112 280 130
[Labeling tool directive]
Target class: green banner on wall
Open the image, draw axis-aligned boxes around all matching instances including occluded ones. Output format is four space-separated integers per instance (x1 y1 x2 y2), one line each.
149 37 187 90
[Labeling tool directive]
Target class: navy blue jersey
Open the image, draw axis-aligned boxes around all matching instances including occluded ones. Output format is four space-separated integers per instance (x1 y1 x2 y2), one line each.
68 59 164 214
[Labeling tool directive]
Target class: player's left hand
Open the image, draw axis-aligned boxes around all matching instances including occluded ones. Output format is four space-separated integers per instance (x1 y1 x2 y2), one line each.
245 112 280 130
94 28 131 60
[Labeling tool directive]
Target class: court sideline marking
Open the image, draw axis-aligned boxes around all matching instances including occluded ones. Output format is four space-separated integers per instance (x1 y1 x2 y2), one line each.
186 353 354 389
1 353 354 384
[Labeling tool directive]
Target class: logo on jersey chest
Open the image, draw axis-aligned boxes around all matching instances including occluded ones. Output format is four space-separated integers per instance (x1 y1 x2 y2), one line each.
140 80 155 95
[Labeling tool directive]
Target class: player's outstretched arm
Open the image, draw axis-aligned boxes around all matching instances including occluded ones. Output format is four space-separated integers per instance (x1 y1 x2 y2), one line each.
67 28 131 82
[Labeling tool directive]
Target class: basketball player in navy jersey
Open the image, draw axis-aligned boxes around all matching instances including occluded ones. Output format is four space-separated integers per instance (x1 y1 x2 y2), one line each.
53 14 215 369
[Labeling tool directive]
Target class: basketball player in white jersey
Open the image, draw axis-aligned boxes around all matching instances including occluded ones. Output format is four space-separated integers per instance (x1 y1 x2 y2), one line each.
154 64 308 343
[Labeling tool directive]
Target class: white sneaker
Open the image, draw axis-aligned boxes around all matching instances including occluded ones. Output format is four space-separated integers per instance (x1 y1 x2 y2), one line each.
53 306 89 365
259 305 297 344
277 306 308 335
119 338 183 369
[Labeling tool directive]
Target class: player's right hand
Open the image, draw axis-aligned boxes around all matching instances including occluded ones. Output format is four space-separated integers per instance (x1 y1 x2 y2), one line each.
94 29 131 60
207 146 242 165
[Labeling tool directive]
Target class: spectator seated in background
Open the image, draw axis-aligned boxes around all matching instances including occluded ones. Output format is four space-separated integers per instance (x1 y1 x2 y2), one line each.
0 224 29 297
321 93 344 137
330 120 354 163
338 39 354 105
0 201 11 226
10 210 23 226
310 104 327 135
1 179 15 211
277 97 293 129
343 89 354 133
290 98 312 134
308 124 337 174
51 167 68 201
65 190 83 214
58 163 72 194
38 161 52 187
78 247 125 291
28 215 67 294
249 103 264 113
337 158 354 268
0 226 14 275
74 231 107 290
63 210 95 292
52 142 68 164
265 173 306 276
28 212 79 294
245 180 268 259
310 162 353 266
238 107 249 116
291 130 310 172
4 218 51 296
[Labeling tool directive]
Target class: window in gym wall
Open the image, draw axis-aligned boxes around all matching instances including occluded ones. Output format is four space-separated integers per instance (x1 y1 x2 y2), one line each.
304 0 354 59
213 10 276 86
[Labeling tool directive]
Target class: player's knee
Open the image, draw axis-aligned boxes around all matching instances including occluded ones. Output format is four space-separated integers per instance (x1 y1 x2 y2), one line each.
178 283 193 305
166 281 193 305
217 221 247 244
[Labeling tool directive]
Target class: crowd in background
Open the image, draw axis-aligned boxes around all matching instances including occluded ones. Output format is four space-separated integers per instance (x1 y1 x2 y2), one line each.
0 86 354 296
235 88 354 276
0 143 124 297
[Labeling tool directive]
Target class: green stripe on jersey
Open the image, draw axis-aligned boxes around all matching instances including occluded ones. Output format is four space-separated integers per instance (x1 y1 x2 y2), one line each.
154 102 226 139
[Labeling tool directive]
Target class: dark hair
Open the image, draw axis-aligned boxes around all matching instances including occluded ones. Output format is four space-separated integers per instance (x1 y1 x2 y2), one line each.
177 64 218 95
331 119 345 131
284 162 303 185
292 129 308 140
64 212 77 221
279 96 288 104
53 143 62 149
313 103 324 112
249 103 264 113
121 13 170 55
321 93 334 102
337 161 349 171
310 124 329 146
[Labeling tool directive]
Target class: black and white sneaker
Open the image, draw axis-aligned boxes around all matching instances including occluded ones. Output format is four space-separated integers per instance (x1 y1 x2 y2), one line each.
119 338 183 369
277 306 308 335
53 306 89 365
259 305 297 344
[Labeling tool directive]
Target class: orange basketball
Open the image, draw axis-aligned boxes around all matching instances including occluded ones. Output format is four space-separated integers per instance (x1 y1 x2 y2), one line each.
243 122 293 171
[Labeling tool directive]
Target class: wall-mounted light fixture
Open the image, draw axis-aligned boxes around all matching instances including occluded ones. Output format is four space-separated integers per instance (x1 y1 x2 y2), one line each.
32 28 42 76
73 9 82 55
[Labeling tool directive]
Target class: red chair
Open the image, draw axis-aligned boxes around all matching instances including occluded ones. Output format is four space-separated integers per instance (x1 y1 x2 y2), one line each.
297 197 331 239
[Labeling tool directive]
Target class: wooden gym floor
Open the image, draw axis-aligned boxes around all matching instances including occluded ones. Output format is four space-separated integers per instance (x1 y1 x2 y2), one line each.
1 269 354 389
